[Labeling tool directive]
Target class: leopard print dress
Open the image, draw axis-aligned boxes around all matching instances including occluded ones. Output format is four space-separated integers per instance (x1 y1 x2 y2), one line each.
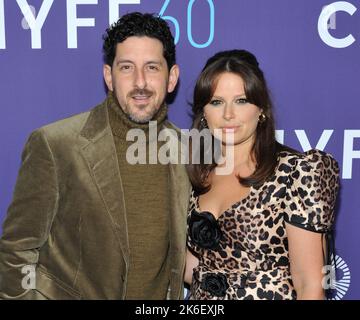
187 149 340 300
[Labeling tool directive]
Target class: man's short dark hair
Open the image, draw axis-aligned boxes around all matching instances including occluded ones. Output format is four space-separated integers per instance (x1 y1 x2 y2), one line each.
103 12 176 70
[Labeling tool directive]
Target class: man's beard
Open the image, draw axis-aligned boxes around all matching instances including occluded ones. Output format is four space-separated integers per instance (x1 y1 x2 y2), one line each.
127 104 158 124
116 88 165 124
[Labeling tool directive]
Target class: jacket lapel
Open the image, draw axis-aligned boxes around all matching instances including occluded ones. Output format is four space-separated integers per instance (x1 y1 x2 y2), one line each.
79 101 130 260
162 126 191 298
78 104 191 298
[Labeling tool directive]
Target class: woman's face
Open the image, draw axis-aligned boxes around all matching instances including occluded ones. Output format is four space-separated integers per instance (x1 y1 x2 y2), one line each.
203 72 262 146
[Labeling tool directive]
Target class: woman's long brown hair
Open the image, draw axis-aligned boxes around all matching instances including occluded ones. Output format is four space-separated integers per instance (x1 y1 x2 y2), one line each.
187 49 288 195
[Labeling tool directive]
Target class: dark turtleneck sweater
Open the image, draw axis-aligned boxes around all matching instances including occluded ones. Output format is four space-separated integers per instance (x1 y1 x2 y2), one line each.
107 91 170 300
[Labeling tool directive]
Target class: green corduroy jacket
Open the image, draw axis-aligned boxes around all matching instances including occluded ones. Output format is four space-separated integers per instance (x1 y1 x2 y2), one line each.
0 97 191 300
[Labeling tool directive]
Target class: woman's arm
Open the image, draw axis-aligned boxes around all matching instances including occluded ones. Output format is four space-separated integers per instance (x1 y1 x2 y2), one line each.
184 249 199 285
285 222 326 300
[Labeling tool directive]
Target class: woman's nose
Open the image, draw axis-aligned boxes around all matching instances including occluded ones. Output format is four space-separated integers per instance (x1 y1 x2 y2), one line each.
223 104 235 121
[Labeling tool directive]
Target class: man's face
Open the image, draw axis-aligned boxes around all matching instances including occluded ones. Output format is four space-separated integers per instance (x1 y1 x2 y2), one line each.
104 36 179 123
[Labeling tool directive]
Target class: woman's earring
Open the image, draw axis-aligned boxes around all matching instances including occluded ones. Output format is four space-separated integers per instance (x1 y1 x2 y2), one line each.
200 115 208 129
258 113 266 124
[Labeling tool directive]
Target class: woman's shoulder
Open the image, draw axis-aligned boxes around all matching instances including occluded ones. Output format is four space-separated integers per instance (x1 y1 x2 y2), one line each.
277 146 339 177
276 146 340 233
276 146 340 210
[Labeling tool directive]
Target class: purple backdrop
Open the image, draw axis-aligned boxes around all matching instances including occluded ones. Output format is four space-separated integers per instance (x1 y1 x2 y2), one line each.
0 0 359 299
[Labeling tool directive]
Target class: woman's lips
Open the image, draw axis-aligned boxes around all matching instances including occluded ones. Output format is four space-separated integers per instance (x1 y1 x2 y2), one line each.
221 126 239 133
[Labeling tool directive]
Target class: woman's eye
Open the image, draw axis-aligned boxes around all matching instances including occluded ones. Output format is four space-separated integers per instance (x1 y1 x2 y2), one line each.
236 98 249 105
209 100 222 106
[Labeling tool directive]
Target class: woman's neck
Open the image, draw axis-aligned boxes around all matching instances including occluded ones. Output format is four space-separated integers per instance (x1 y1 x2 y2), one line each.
219 135 256 175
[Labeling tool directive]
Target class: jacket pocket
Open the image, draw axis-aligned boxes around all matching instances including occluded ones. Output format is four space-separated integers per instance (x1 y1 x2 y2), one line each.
35 268 81 300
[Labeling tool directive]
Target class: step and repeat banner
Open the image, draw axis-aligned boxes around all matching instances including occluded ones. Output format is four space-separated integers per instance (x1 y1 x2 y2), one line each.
0 0 359 299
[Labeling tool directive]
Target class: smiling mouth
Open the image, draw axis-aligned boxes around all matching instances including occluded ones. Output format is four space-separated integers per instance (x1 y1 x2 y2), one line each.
131 95 153 106
221 126 240 133
132 95 152 100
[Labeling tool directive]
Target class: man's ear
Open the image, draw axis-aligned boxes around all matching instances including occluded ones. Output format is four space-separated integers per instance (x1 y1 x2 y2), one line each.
167 64 180 93
103 64 113 91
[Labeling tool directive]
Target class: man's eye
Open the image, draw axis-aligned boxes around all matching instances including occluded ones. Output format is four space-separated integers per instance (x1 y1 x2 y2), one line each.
235 98 249 105
148 65 159 71
120 65 132 71
209 100 222 106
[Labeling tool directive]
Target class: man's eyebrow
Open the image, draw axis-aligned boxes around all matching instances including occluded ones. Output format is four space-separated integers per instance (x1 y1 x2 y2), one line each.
115 60 164 66
145 60 163 65
115 59 134 65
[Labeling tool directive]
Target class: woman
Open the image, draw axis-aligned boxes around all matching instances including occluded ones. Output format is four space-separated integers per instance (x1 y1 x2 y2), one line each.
184 49 340 300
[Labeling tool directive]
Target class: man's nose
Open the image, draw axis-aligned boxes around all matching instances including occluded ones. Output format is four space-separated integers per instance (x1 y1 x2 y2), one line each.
134 68 146 89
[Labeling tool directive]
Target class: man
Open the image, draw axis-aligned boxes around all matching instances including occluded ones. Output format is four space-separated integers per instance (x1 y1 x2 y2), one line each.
0 12 190 300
